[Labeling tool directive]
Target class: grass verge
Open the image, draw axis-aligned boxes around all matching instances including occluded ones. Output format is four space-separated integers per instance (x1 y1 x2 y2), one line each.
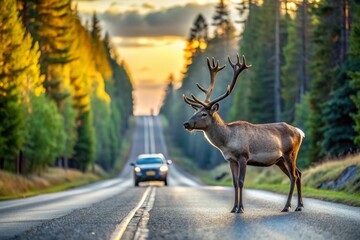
0 167 100 200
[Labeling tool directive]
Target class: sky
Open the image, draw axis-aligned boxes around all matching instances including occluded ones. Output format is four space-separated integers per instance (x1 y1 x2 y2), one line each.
74 0 241 115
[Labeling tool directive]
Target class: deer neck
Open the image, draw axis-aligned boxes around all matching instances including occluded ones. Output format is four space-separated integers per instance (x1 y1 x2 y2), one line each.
203 113 229 149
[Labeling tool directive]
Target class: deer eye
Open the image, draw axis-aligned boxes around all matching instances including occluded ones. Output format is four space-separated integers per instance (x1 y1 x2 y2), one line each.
201 113 207 117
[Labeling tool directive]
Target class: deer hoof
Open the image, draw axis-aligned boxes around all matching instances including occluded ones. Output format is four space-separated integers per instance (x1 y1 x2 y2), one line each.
230 206 238 213
295 206 303 212
236 207 244 213
281 206 290 212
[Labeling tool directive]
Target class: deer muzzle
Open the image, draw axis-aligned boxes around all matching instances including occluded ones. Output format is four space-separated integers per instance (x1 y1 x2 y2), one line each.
183 122 192 130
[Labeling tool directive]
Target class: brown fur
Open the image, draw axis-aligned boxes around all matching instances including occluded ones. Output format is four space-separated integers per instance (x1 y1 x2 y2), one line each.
184 110 304 213
183 55 304 213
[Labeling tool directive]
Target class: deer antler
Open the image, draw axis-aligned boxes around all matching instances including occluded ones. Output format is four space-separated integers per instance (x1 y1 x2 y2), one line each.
183 54 251 110
206 54 251 107
183 94 202 110
196 58 225 103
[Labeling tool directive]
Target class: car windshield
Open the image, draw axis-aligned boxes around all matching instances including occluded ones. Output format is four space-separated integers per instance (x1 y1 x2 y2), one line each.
137 157 163 165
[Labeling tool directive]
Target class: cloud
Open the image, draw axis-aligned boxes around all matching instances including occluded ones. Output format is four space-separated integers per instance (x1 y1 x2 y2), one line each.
111 36 184 48
78 3 215 38
142 3 155 10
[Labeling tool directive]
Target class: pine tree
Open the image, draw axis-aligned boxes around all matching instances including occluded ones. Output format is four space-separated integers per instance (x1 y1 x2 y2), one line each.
248 1 277 123
281 2 314 122
0 0 134 174
319 0 356 158
91 12 112 80
22 0 76 107
349 2 360 146
190 14 208 47
160 74 176 132
308 0 356 161
0 0 37 169
228 2 260 122
282 19 301 122
181 14 209 79
24 94 66 173
321 80 357 156
212 0 234 38
74 110 96 172
161 4 239 169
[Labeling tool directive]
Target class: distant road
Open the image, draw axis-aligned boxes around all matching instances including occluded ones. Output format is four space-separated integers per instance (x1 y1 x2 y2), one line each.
0 116 359 240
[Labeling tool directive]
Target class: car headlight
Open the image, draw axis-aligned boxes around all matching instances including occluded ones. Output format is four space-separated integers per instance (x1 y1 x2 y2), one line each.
159 165 168 172
134 166 141 173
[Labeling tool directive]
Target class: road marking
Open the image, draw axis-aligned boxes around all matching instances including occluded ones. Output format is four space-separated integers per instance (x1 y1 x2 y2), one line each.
144 117 149 154
133 187 156 240
155 117 168 157
148 117 156 153
110 187 151 240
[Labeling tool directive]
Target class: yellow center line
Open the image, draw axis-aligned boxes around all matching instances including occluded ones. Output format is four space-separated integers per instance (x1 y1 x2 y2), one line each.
110 187 151 240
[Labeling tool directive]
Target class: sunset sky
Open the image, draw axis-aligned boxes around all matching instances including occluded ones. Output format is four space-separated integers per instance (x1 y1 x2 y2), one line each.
74 0 241 115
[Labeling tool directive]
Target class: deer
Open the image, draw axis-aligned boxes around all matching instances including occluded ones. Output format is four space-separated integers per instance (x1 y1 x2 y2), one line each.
183 55 305 213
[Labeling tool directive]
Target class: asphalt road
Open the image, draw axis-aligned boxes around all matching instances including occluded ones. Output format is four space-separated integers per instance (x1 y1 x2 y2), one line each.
0 116 359 240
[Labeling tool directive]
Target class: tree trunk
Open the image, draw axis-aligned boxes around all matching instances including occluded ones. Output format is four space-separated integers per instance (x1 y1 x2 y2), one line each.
344 0 350 62
16 153 20 174
300 0 308 100
64 157 68 171
0 157 4 170
274 0 281 122
18 150 25 174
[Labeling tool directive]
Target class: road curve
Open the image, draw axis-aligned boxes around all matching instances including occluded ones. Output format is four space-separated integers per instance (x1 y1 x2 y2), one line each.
0 116 359 240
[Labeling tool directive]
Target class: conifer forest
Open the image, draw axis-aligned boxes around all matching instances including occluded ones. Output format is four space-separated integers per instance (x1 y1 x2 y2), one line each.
0 0 133 174
160 0 360 169
1 0 360 175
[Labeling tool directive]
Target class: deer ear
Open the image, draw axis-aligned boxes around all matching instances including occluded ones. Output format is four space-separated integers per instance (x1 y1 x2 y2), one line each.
210 103 219 114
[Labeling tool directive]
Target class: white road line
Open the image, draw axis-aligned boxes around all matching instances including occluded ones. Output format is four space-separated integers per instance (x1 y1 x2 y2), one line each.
110 187 151 240
133 187 156 240
144 117 149 154
155 117 169 157
148 117 156 153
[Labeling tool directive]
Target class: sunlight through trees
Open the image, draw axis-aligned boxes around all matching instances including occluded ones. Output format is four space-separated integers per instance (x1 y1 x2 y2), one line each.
0 0 133 174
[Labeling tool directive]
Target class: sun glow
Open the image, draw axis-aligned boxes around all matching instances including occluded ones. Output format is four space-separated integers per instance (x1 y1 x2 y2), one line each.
73 0 238 116
116 36 187 115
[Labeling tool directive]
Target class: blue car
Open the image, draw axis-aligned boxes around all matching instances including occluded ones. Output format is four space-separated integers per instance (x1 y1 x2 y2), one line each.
130 153 172 186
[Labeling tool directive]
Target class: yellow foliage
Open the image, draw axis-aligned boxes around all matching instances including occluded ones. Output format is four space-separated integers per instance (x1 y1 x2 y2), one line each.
92 71 111 103
199 41 207 50
191 40 200 49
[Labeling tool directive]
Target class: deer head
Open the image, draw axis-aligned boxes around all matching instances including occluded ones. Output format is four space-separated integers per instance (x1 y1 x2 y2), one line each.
183 54 251 131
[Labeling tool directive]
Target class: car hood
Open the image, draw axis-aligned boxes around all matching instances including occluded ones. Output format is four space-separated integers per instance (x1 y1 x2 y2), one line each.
136 164 163 169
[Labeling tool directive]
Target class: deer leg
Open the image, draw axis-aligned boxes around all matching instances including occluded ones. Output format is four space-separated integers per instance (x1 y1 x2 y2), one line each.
276 159 296 212
229 160 239 213
295 168 304 211
282 157 297 212
276 160 290 178
237 160 247 213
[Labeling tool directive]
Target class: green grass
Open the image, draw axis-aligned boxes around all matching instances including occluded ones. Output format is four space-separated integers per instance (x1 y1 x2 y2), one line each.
302 155 360 193
246 184 360 206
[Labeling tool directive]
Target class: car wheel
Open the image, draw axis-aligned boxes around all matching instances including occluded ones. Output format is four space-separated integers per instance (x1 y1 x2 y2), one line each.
164 179 168 186
134 181 139 187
